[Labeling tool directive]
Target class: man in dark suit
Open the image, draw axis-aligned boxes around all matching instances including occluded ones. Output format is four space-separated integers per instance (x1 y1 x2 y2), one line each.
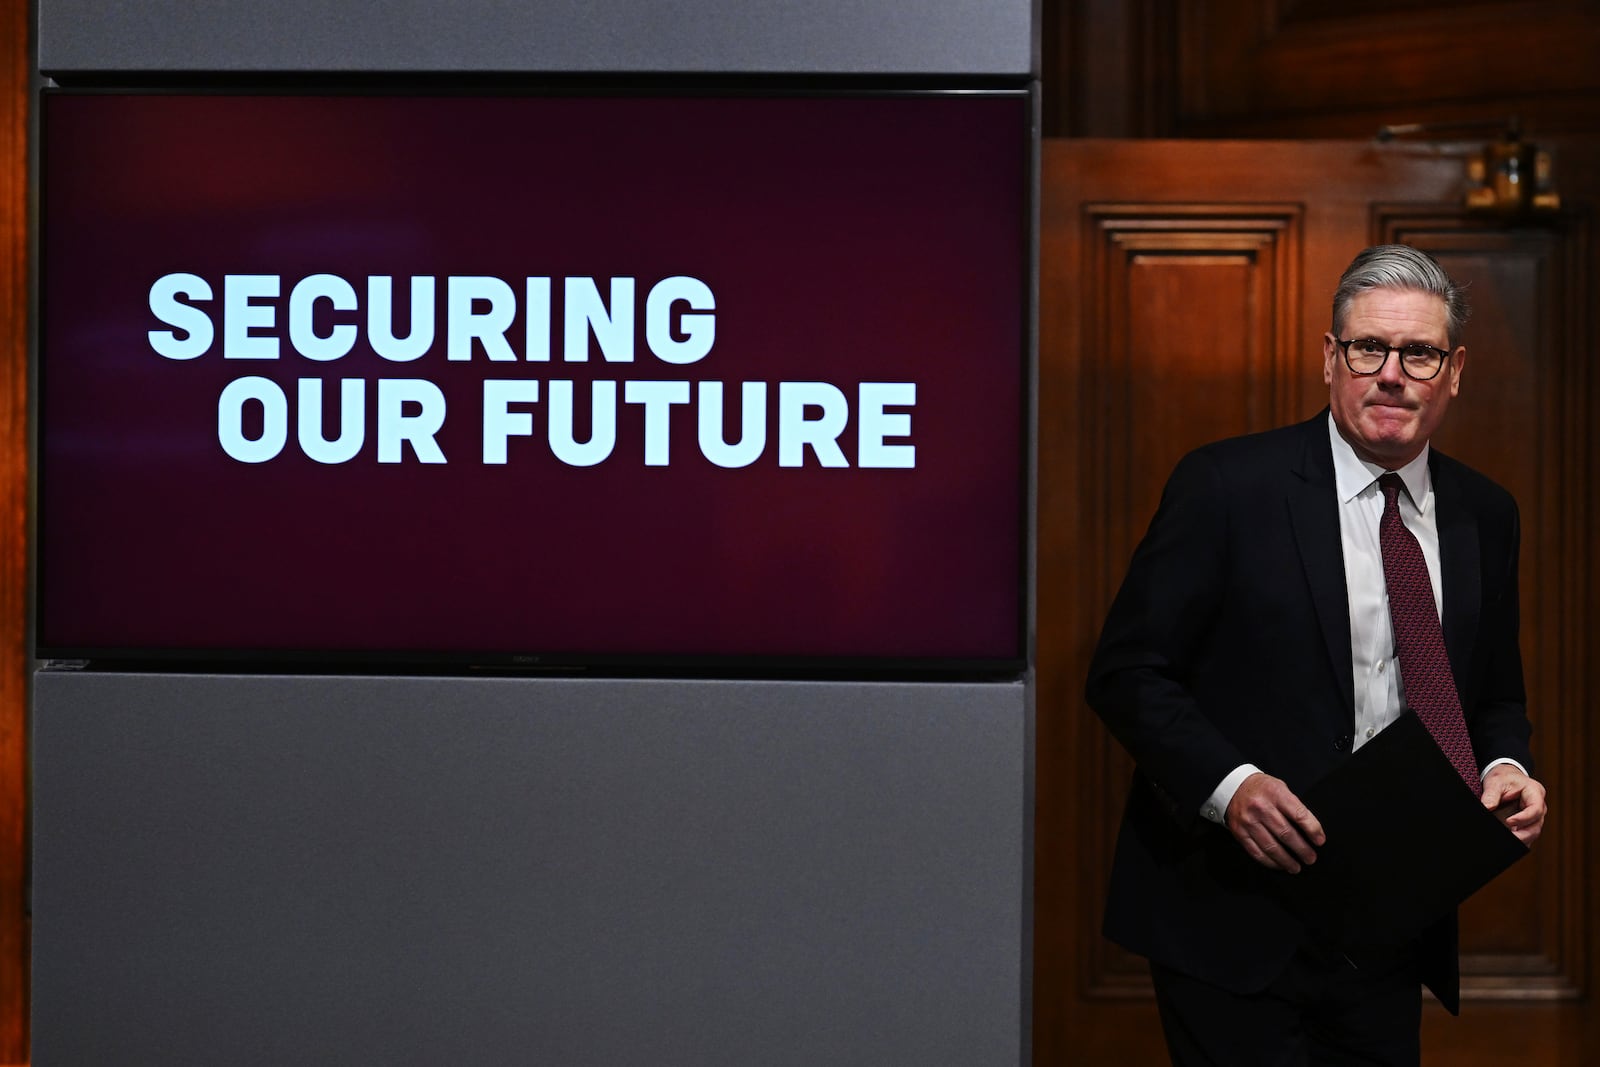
1085 244 1547 1065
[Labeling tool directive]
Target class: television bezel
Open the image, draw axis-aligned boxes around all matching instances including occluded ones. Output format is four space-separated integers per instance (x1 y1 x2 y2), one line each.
32 81 1037 679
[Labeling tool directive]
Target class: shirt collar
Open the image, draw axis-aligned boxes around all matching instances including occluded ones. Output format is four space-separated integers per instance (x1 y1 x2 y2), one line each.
1326 411 1432 509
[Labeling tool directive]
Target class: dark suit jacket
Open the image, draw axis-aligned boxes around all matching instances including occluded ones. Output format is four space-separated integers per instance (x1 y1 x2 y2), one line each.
1084 411 1532 1014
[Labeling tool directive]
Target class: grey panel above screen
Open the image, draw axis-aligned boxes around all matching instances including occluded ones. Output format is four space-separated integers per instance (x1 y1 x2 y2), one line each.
37 0 1036 76
33 671 1029 1067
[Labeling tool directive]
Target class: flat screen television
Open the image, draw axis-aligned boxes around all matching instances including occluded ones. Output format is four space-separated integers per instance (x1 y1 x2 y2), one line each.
37 88 1032 673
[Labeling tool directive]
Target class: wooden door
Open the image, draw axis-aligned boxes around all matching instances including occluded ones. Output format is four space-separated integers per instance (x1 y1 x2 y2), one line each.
1035 139 1599 1065
0 3 26 1062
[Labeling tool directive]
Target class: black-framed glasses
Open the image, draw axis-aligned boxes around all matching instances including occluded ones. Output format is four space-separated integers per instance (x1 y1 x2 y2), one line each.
1334 337 1452 381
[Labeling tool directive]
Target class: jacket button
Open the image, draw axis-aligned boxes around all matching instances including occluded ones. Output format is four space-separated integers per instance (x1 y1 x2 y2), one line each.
1333 734 1352 752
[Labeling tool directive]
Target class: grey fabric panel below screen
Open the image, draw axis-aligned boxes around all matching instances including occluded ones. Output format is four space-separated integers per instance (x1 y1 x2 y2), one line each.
32 671 1029 1067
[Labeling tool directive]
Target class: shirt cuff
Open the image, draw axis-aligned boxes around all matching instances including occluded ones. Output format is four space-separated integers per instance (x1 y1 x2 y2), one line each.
1201 763 1262 824
1481 757 1526 781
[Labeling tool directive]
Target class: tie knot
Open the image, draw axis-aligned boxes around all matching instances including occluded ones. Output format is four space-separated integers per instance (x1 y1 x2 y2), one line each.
1379 472 1405 507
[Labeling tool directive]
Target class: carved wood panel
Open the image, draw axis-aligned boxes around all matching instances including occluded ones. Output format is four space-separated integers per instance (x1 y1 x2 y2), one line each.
1378 215 1592 1003
1079 208 1304 995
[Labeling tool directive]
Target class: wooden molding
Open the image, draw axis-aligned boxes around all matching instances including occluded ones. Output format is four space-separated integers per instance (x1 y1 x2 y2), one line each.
1075 205 1304 995
1377 210 1592 1001
0 0 28 1057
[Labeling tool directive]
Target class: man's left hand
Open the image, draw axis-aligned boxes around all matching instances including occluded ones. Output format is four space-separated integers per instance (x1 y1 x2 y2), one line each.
1482 764 1547 845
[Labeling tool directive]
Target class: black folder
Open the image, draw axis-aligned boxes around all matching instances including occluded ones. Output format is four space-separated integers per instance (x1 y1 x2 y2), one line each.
1277 710 1529 951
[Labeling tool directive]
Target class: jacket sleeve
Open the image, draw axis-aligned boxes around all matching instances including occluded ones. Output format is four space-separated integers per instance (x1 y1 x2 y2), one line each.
1467 493 1535 777
1084 448 1249 822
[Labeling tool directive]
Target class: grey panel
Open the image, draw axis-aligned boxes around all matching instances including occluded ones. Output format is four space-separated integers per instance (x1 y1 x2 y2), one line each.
33 672 1029 1067
38 0 1036 76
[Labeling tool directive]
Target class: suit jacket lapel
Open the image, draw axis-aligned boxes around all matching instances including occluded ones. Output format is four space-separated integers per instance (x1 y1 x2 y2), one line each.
1286 416 1356 720
1431 455 1480 681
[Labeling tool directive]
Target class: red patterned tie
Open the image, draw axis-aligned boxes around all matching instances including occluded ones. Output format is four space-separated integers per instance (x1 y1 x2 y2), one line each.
1378 473 1482 796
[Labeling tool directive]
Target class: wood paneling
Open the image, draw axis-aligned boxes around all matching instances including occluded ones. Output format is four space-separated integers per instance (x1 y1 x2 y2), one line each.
1077 210 1303 995
1383 217 1591 1000
1042 0 1171 138
1037 138 1600 1065
1029 2 1154 138
1043 0 1600 140
1178 1 1600 135
0 0 25 1061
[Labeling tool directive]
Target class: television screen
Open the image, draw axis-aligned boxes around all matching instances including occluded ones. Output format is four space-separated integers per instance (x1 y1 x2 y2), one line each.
37 89 1031 671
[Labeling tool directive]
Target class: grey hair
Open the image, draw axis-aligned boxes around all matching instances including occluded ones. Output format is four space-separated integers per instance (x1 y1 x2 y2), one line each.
1331 244 1470 345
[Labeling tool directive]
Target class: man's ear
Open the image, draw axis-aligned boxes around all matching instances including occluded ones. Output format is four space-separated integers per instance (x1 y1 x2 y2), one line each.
1447 345 1466 396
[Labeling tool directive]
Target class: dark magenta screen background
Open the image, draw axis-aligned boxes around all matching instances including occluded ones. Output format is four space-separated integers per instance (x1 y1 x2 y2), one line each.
39 92 1028 665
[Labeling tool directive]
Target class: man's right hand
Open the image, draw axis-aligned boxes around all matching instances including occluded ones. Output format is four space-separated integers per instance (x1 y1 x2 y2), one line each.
1225 772 1325 874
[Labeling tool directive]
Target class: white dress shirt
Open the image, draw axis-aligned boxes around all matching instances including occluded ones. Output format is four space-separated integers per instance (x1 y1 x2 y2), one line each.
1199 415 1520 823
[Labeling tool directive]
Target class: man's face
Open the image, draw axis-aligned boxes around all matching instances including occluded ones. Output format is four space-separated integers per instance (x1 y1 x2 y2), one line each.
1323 287 1465 469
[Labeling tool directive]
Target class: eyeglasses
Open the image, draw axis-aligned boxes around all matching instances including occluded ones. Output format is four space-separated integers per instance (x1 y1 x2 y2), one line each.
1334 337 1452 381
